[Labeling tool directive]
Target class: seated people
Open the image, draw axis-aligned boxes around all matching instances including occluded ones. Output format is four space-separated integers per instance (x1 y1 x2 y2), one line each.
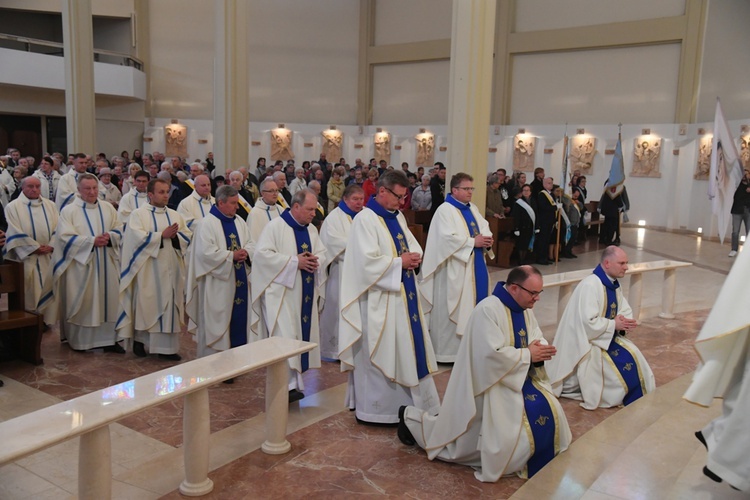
546 246 655 409
399 266 571 481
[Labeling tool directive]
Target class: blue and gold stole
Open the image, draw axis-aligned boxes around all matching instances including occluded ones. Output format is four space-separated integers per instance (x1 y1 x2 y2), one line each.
280 209 314 372
209 206 248 348
444 195 489 304
592 264 644 406
338 200 358 219
493 282 556 478
366 197 429 379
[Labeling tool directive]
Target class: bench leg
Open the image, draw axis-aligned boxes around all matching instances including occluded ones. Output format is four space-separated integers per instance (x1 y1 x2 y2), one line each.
557 284 574 323
628 272 643 322
78 425 111 500
659 269 677 319
262 360 292 454
180 388 214 496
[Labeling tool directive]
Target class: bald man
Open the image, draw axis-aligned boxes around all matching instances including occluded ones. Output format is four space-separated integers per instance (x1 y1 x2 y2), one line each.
177 174 215 230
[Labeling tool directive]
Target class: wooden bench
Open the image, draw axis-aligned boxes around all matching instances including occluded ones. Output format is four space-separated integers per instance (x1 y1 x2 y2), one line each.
583 201 604 238
542 260 692 322
488 217 515 268
0 260 44 365
0 336 316 499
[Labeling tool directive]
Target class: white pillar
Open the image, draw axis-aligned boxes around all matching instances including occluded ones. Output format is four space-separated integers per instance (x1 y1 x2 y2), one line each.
659 269 677 319
628 273 644 321
213 0 250 175
262 360 292 454
61 0 96 155
180 388 214 496
446 0 497 212
78 425 111 500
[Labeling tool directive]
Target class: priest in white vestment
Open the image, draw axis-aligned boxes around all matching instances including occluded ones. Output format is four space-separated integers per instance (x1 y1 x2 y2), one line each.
177 174 214 230
684 244 750 492
4 177 59 325
117 171 150 224
186 185 253 359
546 246 655 409
251 189 327 402
246 177 282 251
55 154 105 211
52 173 124 352
318 184 365 360
0 164 15 206
117 178 191 360
339 170 439 424
420 173 493 363
400 266 571 481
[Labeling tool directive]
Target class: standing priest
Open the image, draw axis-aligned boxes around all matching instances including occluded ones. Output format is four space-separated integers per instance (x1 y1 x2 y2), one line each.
251 189 326 402
186 185 253 359
177 174 214 230
420 173 493 363
339 170 439 425
117 178 191 360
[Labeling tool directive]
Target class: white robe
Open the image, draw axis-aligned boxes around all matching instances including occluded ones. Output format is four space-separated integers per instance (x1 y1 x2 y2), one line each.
117 205 191 354
250 215 326 389
177 191 215 231
117 189 149 224
32 170 62 200
546 274 656 409
405 295 571 481
288 177 307 196
420 200 491 362
101 182 122 206
684 244 750 491
339 206 439 423
0 168 15 206
318 206 353 360
185 211 253 357
52 197 122 350
247 199 282 245
55 171 106 211
3 193 59 323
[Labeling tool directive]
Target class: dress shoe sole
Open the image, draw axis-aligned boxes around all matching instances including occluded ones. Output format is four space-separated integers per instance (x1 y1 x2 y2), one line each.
397 406 416 446
158 354 182 361
288 389 305 403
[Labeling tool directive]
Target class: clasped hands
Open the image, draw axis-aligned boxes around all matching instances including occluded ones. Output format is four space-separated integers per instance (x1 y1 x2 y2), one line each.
528 339 556 363
614 314 637 332
474 235 494 248
401 251 421 270
162 223 179 239
298 251 319 272
93 233 110 247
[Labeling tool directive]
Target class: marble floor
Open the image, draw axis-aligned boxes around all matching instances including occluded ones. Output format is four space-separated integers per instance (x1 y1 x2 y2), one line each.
0 227 745 499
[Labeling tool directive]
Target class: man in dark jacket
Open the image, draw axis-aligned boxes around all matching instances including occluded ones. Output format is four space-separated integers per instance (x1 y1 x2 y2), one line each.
729 168 750 257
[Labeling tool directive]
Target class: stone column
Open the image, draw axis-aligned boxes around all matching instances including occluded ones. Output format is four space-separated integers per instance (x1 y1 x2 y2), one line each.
446 0 497 213
213 0 250 175
62 0 96 155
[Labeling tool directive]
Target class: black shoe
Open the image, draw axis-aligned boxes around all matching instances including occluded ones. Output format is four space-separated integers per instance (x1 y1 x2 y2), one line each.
703 466 722 483
561 253 574 259
133 341 147 357
222 378 234 384
158 353 182 361
0 379 4 387
288 389 305 403
695 431 707 449
613 239 621 246
104 343 126 354
397 406 416 446
535 259 551 266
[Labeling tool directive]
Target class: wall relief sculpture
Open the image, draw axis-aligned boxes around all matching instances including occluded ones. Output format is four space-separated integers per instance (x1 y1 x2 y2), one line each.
165 124 188 158
415 132 435 167
740 134 750 170
694 136 712 180
322 129 343 161
271 128 294 161
512 135 536 172
630 136 662 178
374 131 391 164
569 136 596 174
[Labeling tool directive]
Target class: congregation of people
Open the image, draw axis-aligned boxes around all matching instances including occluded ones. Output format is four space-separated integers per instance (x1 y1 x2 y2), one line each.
3 144 735 486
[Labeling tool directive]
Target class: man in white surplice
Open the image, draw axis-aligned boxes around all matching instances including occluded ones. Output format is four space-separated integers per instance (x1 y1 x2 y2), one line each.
4 176 59 325
55 153 105 211
684 242 750 492
251 189 326 402
246 177 282 250
546 246 655 409
52 173 124 352
318 184 365 360
339 170 439 425
117 178 191 360
420 173 493 363
178 174 215 231
186 185 253 359
118 170 150 225
31 156 61 201
400 266 571 481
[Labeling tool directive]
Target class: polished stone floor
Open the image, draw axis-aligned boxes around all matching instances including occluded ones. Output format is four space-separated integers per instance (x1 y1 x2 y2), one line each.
0 227 745 499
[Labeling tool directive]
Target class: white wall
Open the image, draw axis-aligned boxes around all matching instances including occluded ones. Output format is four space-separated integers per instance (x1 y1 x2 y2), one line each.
374 0 452 45
372 60 450 125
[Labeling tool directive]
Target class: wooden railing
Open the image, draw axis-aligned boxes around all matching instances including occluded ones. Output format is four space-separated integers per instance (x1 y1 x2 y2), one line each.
0 337 315 499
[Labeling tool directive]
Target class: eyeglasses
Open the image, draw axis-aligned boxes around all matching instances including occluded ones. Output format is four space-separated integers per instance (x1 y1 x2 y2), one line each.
384 186 406 201
455 187 475 192
513 283 543 297
262 189 278 193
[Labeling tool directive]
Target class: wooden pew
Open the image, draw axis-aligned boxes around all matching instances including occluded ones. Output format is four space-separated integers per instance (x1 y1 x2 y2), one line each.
487 217 515 268
0 260 44 365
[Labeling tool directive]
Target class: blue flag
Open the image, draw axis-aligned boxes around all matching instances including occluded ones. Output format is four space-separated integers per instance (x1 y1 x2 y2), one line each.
606 134 625 198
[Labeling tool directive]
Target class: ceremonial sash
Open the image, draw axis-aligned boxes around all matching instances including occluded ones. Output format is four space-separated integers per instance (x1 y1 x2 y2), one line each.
592 264 645 406
316 203 325 218
280 209 313 372
209 205 248 348
277 193 289 209
366 197 429 379
237 194 252 214
493 282 557 478
516 198 536 251
338 200 358 219
444 195 489 304
541 190 555 206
